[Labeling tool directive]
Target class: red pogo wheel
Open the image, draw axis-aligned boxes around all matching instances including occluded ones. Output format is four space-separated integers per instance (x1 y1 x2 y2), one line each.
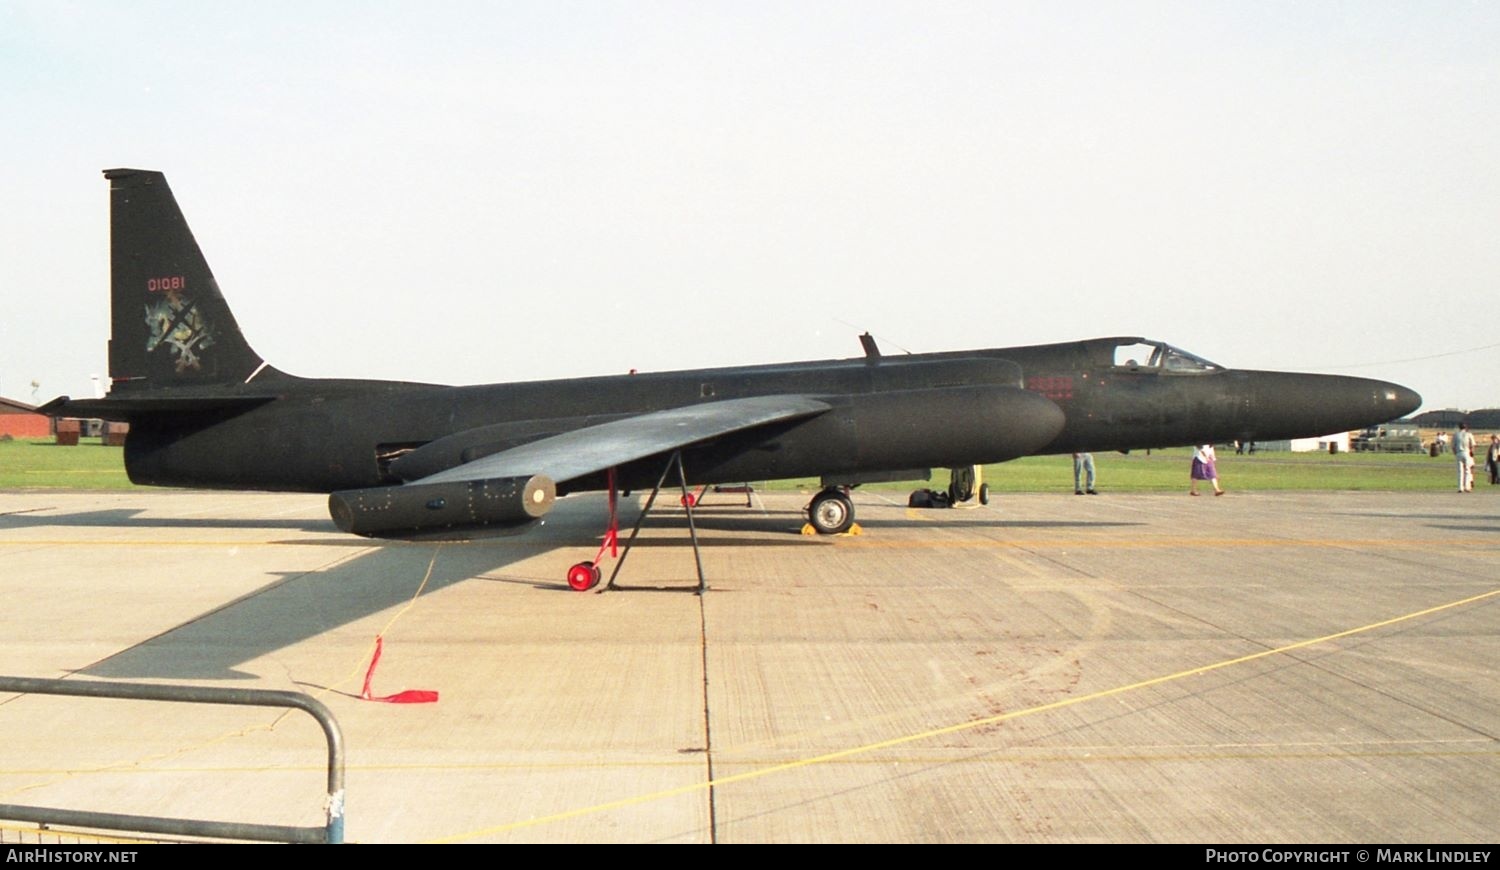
567 561 601 591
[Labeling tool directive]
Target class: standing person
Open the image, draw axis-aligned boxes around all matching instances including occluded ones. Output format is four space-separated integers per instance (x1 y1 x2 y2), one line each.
1073 452 1097 495
1454 422 1476 492
1190 444 1224 496
1487 434 1500 486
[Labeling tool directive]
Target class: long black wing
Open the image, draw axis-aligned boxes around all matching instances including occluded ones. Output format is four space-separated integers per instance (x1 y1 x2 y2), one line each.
412 394 831 486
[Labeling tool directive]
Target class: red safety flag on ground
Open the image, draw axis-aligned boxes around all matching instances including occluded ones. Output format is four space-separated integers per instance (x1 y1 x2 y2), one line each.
360 635 439 704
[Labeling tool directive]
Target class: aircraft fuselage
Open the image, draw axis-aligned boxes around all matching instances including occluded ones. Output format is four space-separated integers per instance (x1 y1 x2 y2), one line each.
118 336 1418 496
45 169 1422 542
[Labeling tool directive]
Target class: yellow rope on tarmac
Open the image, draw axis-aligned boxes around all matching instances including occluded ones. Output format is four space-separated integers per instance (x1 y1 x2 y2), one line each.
431 584 1500 842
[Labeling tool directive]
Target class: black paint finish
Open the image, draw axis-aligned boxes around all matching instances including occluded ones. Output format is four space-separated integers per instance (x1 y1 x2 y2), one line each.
44 170 1421 537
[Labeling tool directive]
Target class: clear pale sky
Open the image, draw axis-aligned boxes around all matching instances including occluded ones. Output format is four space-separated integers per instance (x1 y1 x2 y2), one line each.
3 2 1497 412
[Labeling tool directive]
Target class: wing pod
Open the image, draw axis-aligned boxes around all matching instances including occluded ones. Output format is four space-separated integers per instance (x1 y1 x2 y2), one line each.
328 474 555 538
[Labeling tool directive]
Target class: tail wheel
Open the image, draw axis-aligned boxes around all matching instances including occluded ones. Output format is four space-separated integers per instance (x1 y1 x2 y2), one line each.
808 490 855 535
567 561 602 591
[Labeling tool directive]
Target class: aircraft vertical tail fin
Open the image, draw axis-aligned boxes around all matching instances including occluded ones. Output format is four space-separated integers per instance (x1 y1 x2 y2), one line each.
104 168 278 391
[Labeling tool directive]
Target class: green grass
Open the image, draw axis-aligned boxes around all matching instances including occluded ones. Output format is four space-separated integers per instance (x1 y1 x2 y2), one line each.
972 448 1457 493
0 438 1471 493
766 447 1465 493
0 438 135 489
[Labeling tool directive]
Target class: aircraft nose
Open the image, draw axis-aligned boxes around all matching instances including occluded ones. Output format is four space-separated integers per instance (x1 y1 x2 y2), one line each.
1383 382 1423 418
1315 375 1422 429
1245 372 1422 441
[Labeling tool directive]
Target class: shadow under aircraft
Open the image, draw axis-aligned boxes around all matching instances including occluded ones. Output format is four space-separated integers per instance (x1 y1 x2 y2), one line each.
45 169 1420 590
70 496 1146 682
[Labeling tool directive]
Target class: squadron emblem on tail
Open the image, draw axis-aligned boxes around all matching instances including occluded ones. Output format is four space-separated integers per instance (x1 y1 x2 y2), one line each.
144 289 217 373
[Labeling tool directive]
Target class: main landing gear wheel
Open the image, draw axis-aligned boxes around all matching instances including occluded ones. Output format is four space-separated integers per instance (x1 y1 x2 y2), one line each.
948 466 976 503
567 561 602 591
807 489 855 535
978 482 990 505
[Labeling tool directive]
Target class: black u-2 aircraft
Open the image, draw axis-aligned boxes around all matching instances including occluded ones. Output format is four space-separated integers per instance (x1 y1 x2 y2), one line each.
45 169 1420 588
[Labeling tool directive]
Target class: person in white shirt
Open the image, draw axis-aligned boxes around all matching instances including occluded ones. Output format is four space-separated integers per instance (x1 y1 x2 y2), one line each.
1454 422 1476 492
1190 444 1224 496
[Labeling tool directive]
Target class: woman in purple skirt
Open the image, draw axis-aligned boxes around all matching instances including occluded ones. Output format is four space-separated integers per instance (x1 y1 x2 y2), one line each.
1190 444 1224 496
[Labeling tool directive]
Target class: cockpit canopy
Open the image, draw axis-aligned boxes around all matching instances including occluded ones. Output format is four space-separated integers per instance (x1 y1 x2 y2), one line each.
1109 339 1222 373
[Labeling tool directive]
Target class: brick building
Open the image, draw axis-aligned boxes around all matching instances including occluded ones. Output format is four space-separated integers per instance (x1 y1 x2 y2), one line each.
0 397 51 438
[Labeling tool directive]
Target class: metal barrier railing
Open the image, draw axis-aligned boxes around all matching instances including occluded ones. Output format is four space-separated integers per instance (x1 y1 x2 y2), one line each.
0 676 345 844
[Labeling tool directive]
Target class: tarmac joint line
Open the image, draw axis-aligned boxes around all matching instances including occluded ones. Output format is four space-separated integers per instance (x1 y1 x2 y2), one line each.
429 584 1500 842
